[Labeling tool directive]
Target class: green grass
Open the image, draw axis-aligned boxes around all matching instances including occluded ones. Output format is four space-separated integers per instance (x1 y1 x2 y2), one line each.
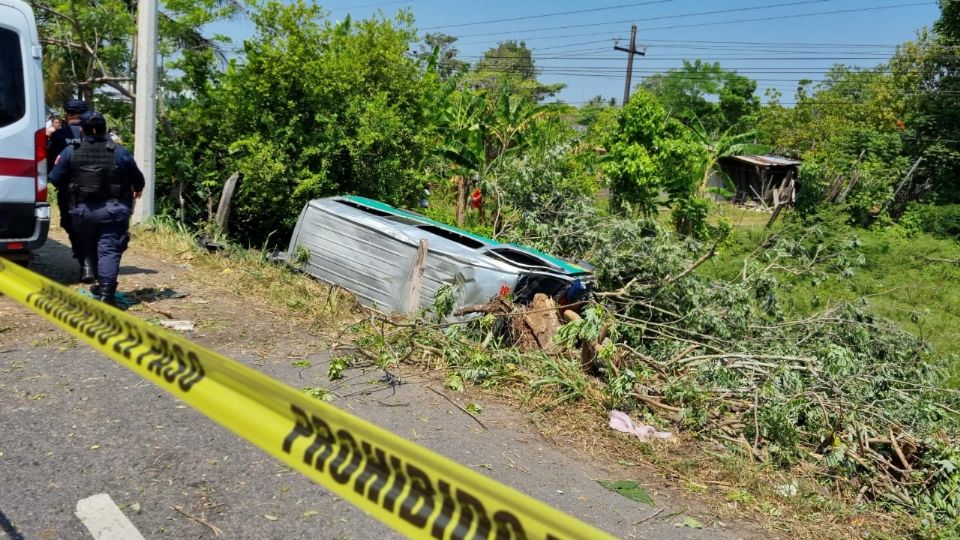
711 201 776 230
704 223 960 374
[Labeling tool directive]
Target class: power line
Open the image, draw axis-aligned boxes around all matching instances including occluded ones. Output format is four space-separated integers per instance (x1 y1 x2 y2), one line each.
420 0 676 31
452 0 830 39
452 1 938 46
621 1 937 34
532 39 622 52
466 55 903 61
634 37 909 48
463 64 939 73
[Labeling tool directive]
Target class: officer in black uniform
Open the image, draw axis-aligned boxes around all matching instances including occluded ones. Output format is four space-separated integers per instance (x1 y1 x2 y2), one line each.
49 112 144 306
46 99 91 280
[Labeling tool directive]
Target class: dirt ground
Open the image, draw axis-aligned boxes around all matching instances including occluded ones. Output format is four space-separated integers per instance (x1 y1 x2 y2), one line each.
0 228 770 539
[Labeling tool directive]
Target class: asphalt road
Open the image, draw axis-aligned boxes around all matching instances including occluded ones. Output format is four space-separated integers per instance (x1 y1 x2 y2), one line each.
0 233 761 539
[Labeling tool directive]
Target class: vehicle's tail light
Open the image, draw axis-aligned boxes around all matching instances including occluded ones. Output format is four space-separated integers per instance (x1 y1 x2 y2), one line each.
34 128 47 203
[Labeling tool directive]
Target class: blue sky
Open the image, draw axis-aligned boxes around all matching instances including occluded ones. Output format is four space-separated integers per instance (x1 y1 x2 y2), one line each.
208 0 943 105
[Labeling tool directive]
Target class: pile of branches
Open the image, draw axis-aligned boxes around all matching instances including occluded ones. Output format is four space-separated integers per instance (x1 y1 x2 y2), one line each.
337 205 960 524
556 209 959 519
605 300 959 515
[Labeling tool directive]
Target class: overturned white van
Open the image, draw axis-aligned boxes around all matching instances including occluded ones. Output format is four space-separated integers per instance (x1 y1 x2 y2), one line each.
282 196 592 313
0 0 49 261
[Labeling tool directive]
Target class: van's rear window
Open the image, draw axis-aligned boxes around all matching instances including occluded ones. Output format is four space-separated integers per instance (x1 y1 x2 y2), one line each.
0 28 25 128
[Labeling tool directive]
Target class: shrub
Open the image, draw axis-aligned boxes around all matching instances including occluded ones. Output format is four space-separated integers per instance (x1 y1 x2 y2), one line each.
902 203 960 238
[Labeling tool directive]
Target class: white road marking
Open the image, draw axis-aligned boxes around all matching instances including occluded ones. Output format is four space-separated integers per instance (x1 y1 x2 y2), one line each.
75 493 145 540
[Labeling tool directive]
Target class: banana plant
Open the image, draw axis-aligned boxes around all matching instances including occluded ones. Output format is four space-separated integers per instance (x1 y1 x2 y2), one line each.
687 118 770 197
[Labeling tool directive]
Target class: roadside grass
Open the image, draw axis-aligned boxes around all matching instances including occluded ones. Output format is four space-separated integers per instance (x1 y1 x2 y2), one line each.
130 218 362 332
703 221 960 378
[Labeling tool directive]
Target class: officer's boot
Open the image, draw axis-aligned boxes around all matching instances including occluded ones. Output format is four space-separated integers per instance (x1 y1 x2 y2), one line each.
81 256 97 284
99 283 117 307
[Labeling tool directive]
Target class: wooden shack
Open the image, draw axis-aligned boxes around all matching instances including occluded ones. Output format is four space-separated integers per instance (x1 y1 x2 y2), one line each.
713 155 800 206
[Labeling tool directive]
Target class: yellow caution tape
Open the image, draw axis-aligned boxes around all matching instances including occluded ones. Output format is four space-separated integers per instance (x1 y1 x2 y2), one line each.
0 258 614 540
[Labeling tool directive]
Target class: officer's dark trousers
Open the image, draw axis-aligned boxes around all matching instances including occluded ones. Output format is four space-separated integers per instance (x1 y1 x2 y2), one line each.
56 190 83 260
70 200 131 289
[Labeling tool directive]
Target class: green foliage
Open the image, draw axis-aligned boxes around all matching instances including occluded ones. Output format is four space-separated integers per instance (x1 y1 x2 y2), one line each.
461 40 564 103
160 1 435 244
900 3 960 203
596 480 654 505
431 283 457 322
641 60 760 133
794 127 910 222
900 203 960 238
35 0 243 138
302 386 334 401
706 209 960 367
602 90 707 228
338 202 960 525
516 205 960 520
497 141 597 224
555 305 610 348
531 355 589 407
572 95 617 129
33 0 136 104
686 121 770 197
327 355 351 381
759 65 903 159
416 33 468 81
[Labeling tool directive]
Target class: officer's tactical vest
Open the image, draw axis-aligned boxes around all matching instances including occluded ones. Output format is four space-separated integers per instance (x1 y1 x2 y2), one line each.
65 125 82 147
69 139 126 203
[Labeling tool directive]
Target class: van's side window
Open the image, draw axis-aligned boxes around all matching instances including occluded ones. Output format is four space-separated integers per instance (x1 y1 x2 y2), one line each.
0 27 25 128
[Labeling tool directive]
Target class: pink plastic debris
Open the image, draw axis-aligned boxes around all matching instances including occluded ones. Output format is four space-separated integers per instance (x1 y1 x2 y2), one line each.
608 410 672 440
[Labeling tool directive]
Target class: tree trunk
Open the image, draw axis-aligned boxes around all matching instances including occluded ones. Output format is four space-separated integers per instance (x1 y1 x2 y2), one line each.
455 176 465 227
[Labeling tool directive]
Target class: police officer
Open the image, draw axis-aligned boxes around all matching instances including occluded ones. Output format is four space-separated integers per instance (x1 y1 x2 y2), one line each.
46 99 90 281
49 111 144 306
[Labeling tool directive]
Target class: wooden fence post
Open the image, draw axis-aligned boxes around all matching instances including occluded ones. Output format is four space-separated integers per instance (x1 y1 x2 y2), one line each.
214 172 240 233
405 239 429 313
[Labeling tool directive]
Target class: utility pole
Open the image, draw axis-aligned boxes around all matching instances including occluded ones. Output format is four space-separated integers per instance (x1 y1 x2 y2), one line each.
132 0 158 224
614 25 644 106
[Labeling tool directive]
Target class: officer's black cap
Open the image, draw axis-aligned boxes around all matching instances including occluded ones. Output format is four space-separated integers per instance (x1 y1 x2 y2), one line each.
80 111 107 134
63 99 89 114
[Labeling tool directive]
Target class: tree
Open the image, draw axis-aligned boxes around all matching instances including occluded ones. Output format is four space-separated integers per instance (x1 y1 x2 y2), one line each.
159 1 436 244
602 90 707 233
573 95 614 129
461 41 564 103
31 0 136 104
896 1 960 203
31 0 241 112
432 83 567 229
641 60 759 134
417 32 467 81
755 60 916 220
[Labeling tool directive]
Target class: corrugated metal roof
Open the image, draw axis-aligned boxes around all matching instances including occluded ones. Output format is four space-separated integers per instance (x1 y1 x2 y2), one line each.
728 154 801 167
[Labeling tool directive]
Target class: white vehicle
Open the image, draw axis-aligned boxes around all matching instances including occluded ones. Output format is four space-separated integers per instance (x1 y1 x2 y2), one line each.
0 0 48 262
